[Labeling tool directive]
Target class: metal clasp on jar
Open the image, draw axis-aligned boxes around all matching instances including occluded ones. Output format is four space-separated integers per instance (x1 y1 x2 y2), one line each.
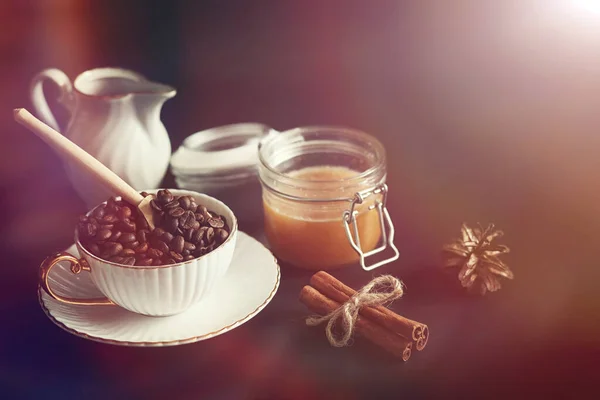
342 184 399 271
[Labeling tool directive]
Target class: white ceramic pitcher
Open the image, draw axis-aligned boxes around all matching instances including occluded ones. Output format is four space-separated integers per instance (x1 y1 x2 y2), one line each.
30 67 176 207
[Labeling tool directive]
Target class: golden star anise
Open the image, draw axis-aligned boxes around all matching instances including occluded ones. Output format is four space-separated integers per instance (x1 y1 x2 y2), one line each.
442 223 513 295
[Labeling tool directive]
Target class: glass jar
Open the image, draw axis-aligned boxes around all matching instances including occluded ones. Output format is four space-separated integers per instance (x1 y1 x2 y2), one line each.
258 126 399 271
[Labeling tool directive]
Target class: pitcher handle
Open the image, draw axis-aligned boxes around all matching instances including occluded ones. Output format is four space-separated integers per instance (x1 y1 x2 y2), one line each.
30 68 74 132
39 252 114 306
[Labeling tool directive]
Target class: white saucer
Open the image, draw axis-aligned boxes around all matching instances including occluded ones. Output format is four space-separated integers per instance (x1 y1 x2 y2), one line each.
38 231 280 347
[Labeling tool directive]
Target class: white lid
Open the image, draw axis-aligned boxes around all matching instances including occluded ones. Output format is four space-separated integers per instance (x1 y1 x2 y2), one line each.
170 123 277 176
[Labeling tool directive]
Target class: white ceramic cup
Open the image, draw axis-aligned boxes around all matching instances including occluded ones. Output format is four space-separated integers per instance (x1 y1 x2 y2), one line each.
39 190 238 317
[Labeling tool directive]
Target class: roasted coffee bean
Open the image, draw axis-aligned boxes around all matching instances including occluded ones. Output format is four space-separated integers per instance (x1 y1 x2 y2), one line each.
192 227 206 244
147 248 163 259
138 257 153 266
153 228 165 238
102 214 119 224
118 232 137 243
120 248 136 257
168 207 185 218
163 199 179 209
157 189 174 204
179 210 196 230
216 228 229 243
164 257 176 264
135 242 149 253
162 232 174 243
183 254 194 261
125 240 140 250
176 227 184 236
208 217 224 229
150 199 162 212
198 205 208 215
166 217 179 234
111 230 122 242
171 235 185 253
192 220 200 230
194 213 205 224
140 191 151 197
119 219 136 232
93 206 106 219
155 240 170 254
109 255 125 264
169 251 184 262
182 249 190 256
99 223 114 231
88 243 100 255
189 200 198 212
123 257 136 266
178 196 192 210
137 229 149 243
206 227 215 243
183 241 196 252
118 206 132 220
96 229 112 241
206 243 215 252
79 215 89 223
85 223 97 237
105 242 123 257
184 229 195 242
151 259 162 266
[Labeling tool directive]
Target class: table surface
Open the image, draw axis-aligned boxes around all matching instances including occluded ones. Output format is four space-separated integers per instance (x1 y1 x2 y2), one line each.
1 1 599 399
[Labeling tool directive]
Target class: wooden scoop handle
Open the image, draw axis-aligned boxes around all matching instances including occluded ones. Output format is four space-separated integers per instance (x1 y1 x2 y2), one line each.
14 108 144 206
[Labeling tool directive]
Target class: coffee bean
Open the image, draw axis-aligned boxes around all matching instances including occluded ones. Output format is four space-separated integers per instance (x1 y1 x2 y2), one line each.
109 255 125 264
97 229 112 241
198 205 208 215
179 210 196 229
192 227 206 244
111 230 122 242
85 223 97 237
189 200 198 212
125 240 140 250
182 249 190 256
137 229 149 243
157 189 173 204
150 199 162 212
169 251 184 262
147 248 163 259
172 235 184 253
138 257 153 266
79 215 89 223
99 223 114 231
208 217 225 229
164 199 179 209
123 257 136 266
168 207 185 218
105 242 123 257
183 254 194 261
164 258 176 264
140 191 151 197
118 206 132 220
93 206 106 219
135 242 149 253
178 196 192 210
118 232 137 243
192 220 200 230
162 232 174 243
184 229 195 242
119 219 136 232
216 228 229 243
206 227 215 243
155 240 169 254
120 248 136 257
154 228 165 238
184 241 196 251
102 214 119 224
194 213 205 224
166 217 179 234
88 243 100 255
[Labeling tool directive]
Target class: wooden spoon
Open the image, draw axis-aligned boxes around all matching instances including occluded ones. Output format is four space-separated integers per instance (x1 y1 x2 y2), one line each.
14 108 156 229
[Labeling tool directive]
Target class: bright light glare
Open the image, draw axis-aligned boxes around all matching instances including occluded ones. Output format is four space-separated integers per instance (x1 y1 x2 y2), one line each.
571 0 600 14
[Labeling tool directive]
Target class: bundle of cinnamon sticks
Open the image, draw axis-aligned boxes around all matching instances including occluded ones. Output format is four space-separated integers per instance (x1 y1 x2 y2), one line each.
299 271 429 362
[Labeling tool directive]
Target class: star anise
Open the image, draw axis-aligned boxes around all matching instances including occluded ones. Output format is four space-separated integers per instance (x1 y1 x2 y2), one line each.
442 223 513 295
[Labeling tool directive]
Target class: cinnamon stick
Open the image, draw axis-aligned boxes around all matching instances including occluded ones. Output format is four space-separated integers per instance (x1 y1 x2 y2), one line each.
310 271 429 350
299 285 413 361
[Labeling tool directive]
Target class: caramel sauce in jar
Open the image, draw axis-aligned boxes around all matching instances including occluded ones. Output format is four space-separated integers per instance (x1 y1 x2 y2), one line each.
263 166 382 269
258 126 392 270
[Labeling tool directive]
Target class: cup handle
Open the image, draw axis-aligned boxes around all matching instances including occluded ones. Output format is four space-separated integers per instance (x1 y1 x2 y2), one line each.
29 68 74 132
39 252 114 306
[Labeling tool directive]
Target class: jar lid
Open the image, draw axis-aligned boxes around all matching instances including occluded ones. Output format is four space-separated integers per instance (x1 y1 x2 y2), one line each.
170 123 277 177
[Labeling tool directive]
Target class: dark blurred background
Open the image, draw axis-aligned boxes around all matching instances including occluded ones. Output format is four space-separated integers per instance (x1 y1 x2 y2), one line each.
1 0 600 399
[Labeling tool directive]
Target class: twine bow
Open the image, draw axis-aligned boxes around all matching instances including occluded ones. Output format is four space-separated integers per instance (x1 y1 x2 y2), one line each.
306 275 404 347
